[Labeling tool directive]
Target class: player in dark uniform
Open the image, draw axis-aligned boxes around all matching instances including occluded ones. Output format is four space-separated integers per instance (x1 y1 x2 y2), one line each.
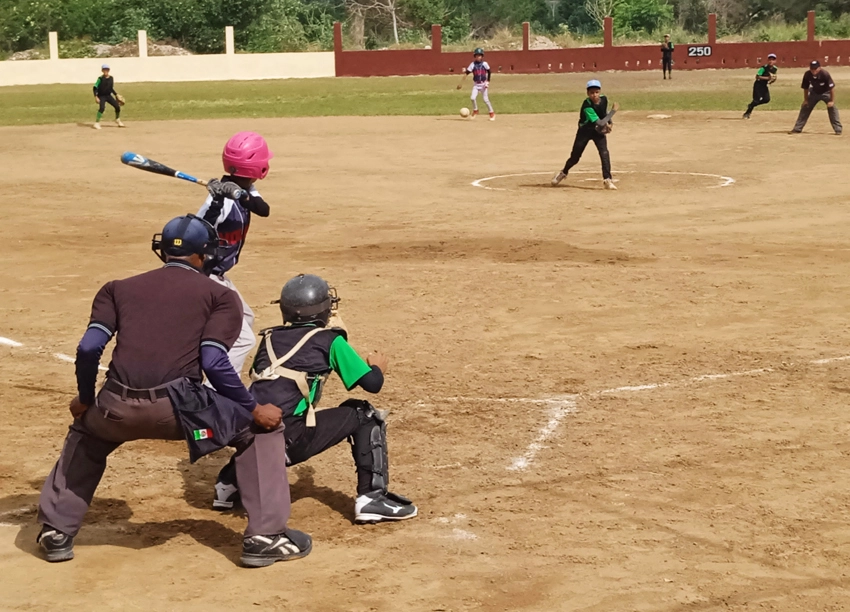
743 53 778 119
790 60 842 135
551 79 620 190
93 64 123 130
213 273 418 523
661 34 674 79
36 213 311 568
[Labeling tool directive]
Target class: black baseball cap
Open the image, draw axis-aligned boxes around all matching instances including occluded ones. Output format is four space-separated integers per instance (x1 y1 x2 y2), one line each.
811 60 820 68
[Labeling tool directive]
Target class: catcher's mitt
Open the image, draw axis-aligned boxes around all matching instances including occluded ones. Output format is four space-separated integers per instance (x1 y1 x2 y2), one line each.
116 94 126 106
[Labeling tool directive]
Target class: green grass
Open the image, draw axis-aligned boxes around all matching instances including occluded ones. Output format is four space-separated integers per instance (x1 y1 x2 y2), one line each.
0 73 810 126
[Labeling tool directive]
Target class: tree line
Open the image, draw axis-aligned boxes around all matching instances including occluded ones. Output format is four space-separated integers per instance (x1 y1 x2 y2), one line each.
1 0 848 56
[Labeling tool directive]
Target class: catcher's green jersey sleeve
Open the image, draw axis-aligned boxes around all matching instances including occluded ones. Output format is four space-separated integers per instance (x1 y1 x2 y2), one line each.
329 335 373 390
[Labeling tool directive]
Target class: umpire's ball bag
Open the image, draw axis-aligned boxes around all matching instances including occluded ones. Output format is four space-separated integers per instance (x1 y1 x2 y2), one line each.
167 379 253 463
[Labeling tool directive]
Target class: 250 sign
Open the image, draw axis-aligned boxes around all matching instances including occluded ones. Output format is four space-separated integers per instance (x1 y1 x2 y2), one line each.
687 46 712 57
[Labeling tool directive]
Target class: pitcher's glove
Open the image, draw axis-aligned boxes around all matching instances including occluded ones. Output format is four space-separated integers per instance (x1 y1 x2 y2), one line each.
116 94 126 106
595 122 613 134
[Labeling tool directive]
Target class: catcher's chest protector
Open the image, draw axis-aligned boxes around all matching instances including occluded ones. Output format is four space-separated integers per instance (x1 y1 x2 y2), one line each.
250 327 331 427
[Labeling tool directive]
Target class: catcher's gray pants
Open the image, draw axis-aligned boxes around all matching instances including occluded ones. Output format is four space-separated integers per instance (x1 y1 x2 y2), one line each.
792 92 842 134
38 386 291 538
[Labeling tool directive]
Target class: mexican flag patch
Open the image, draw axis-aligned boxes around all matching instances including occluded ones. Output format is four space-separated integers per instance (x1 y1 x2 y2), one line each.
193 428 214 441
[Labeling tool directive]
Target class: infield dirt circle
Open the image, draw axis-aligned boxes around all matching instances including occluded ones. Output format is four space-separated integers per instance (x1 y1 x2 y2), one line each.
3 107 850 611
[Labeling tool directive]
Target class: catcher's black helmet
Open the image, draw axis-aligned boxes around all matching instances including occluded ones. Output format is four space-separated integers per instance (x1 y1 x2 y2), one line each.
277 274 340 325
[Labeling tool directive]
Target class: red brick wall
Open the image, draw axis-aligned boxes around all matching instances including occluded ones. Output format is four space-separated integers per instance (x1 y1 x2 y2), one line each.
333 12 850 77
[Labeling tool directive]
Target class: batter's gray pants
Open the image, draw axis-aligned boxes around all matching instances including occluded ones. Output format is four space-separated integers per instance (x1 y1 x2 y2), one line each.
38 387 291 539
792 92 842 134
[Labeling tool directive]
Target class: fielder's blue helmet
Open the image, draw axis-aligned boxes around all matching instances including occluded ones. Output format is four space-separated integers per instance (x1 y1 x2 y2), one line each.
152 214 219 260
586 79 602 90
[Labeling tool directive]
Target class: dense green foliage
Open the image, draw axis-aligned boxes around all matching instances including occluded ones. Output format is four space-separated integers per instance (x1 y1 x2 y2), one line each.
2 0 850 55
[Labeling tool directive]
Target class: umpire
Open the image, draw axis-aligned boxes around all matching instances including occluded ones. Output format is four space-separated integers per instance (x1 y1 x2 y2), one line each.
36 213 311 568
790 60 842 135
661 34 674 80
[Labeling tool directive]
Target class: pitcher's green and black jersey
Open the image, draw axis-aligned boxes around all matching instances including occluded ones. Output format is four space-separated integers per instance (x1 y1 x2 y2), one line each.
93 75 116 97
578 95 608 128
755 64 777 83
249 324 374 417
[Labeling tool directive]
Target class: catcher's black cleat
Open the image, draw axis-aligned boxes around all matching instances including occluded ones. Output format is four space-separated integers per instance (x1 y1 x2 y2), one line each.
213 481 240 510
37 526 75 562
241 529 312 568
355 491 418 523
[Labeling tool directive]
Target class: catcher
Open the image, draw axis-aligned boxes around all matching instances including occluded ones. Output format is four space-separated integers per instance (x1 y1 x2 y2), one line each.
213 273 418 524
552 79 619 190
93 64 125 130
743 53 778 119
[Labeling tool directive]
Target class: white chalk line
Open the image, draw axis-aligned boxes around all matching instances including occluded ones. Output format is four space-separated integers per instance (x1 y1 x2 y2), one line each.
447 353 850 471
434 513 478 540
508 397 578 472
470 170 736 191
0 506 35 518
2 336 107 371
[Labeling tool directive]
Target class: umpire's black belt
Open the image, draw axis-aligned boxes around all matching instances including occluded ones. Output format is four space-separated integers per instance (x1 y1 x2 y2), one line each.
103 378 172 401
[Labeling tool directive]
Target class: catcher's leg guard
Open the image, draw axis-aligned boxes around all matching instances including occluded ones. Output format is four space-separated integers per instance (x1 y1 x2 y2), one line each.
344 399 389 494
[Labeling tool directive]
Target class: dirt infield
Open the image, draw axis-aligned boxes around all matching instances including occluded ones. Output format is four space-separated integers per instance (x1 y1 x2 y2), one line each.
2 108 850 611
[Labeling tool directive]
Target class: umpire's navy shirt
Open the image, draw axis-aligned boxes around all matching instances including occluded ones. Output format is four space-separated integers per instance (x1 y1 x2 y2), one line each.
802 69 835 96
87 261 243 389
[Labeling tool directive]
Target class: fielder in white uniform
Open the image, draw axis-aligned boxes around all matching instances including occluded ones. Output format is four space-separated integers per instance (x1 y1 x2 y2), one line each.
457 47 495 121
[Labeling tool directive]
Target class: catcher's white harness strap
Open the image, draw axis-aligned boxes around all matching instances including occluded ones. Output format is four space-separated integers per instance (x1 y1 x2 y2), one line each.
250 327 329 427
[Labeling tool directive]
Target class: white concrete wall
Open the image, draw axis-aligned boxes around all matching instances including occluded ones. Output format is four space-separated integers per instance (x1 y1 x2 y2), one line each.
0 51 335 87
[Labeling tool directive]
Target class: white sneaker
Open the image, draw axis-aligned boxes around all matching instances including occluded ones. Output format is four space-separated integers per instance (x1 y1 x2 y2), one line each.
116 119 125 128
93 122 101 130
603 178 618 190
551 172 566 186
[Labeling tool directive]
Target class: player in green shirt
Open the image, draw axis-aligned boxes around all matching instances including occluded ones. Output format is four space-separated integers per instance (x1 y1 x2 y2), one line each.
552 79 620 190
743 53 778 119
213 274 417 524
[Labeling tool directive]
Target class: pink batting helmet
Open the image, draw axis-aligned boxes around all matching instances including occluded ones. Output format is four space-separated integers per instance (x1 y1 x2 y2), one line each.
222 131 273 180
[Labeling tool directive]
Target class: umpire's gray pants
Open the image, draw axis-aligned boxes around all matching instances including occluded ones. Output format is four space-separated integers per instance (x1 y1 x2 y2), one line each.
792 92 842 133
38 388 291 538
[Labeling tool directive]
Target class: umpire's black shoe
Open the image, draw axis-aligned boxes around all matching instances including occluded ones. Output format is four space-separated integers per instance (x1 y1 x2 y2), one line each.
37 525 75 562
241 529 312 568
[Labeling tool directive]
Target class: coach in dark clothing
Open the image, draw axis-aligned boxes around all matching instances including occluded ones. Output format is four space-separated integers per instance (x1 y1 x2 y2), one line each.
37 212 311 568
791 60 842 134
